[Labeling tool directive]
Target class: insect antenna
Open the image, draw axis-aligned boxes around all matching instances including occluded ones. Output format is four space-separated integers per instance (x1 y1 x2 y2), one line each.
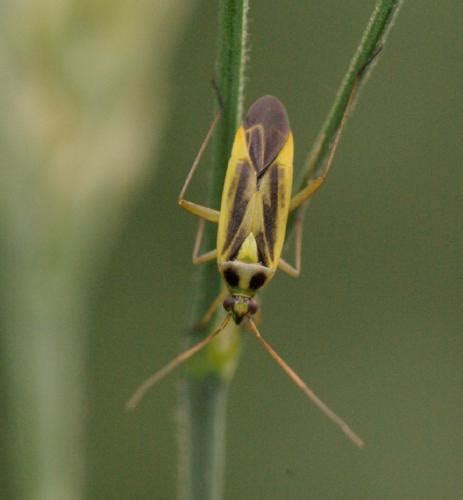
247 318 364 448
126 314 232 410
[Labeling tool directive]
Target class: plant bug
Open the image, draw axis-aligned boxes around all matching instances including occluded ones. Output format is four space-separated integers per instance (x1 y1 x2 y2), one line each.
127 56 380 448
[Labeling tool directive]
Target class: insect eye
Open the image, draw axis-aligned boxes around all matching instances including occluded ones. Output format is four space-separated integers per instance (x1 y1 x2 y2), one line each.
223 297 235 311
223 268 240 287
248 299 258 315
249 272 266 290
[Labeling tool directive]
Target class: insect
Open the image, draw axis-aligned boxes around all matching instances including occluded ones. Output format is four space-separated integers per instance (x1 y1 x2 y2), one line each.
127 58 378 448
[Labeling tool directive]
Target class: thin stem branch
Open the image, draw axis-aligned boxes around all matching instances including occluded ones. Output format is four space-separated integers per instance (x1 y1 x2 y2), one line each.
288 0 402 235
177 2 249 500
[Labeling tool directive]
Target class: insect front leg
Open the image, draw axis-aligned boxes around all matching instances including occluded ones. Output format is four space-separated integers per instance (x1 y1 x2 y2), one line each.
194 288 229 331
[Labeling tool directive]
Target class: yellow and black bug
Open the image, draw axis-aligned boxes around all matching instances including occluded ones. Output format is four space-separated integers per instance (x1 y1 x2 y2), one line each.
128 65 373 447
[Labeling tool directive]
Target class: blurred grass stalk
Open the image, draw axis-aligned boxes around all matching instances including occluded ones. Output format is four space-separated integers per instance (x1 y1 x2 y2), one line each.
177 1 401 499
0 1 194 498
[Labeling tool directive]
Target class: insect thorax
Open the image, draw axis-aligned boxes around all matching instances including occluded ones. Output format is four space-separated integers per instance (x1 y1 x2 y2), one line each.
219 232 274 296
220 260 273 296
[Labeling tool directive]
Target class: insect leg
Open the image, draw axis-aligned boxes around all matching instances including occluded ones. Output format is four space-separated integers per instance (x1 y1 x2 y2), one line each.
290 50 381 212
195 288 229 331
278 207 304 278
192 218 217 265
178 108 222 223
126 314 232 410
289 88 354 212
247 318 364 448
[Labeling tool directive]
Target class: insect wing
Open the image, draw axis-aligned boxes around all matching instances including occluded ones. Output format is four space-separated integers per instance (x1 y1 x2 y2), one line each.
217 96 294 270
217 126 257 263
244 95 290 176
254 139 293 269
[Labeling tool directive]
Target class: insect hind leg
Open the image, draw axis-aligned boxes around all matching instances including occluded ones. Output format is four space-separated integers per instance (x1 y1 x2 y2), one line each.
278 207 304 278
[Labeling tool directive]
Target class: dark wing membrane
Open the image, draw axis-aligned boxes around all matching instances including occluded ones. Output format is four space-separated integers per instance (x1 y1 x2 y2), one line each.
259 163 279 263
243 95 290 176
255 159 292 269
220 159 256 260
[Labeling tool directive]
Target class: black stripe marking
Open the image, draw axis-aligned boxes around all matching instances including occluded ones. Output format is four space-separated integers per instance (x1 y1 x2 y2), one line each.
228 229 247 262
255 232 267 266
263 165 279 261
223 268 240 288
223 161 251 253
249 272 267 290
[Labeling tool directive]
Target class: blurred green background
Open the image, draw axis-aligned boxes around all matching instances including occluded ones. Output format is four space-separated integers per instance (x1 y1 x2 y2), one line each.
1 1 462 499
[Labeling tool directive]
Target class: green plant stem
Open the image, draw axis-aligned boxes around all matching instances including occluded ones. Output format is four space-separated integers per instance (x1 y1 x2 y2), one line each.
288 0 402 235
177 1 248 500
